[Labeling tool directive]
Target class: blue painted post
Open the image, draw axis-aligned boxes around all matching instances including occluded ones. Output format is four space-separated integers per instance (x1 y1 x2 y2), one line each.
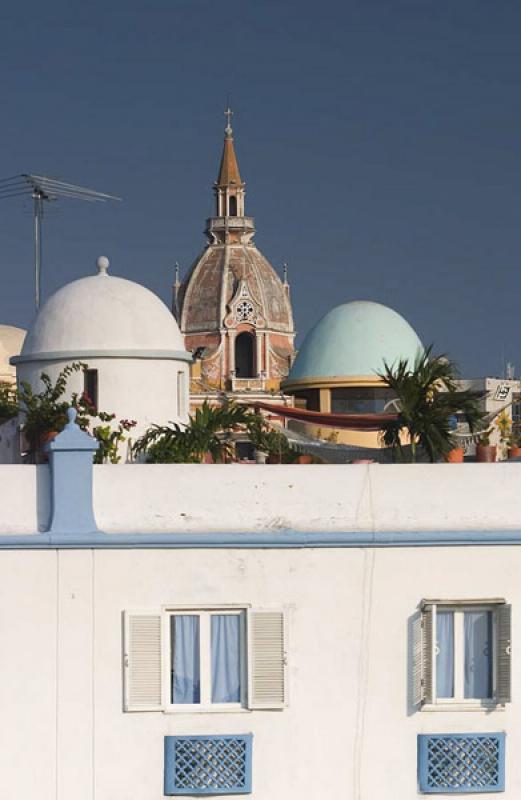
45 407 100 535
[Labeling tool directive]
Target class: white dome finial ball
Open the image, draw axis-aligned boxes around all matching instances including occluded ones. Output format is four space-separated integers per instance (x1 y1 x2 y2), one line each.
96 256 110 275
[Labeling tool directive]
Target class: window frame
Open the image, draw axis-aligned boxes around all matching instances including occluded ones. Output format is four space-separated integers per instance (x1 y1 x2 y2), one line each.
420 598 509 711
162 604 249 714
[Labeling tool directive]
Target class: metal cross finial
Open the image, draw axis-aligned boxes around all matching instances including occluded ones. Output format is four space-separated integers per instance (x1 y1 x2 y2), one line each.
224 106 233 135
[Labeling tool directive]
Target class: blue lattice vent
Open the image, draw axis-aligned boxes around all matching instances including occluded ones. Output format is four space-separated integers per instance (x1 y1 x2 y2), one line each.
418 733 505 793
164 734 253 795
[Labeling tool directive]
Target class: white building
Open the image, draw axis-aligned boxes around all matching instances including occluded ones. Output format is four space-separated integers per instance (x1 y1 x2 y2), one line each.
12 256 192 441
0 427 520 798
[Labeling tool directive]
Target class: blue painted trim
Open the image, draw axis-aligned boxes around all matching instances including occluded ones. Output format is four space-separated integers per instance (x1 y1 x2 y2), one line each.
44 409 99 535
164 734 252 795
11 348 192 364
418 733 505 793
3 528 521 549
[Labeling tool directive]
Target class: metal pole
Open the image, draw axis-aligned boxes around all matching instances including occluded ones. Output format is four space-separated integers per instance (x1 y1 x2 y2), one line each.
34 192 43 308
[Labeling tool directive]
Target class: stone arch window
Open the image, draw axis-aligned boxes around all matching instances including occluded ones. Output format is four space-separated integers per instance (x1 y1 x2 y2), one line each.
235 332 255 378
229 195 237 216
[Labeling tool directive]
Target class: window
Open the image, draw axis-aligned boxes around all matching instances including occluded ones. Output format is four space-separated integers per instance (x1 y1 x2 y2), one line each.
331 386 396 414
169 610 245 710
83 368 98 411
417 600 511 709
123 607 286 713
177 371 186 418
229 195 237 216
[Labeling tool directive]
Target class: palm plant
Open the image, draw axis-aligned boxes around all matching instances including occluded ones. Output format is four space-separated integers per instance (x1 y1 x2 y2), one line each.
133 400 253 463
377 347 483 463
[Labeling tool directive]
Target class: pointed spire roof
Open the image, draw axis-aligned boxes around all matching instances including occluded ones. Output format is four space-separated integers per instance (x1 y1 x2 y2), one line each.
217 107 243 186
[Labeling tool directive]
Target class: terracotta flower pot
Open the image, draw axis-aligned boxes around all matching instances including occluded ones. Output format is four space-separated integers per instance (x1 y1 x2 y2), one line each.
445 447 464 463
297 454 313 464
476 444 497 463
508 446 521 459
31 430 59 463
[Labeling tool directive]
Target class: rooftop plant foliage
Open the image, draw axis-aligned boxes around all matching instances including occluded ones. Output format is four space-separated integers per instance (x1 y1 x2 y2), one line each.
18 362 136 462
377 346 484 463
133 400 293 464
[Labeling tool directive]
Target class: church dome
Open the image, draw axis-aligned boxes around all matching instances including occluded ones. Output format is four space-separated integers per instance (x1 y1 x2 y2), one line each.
0 325 26 381
179 245 293 335
286 300 423 383
17 257 187 362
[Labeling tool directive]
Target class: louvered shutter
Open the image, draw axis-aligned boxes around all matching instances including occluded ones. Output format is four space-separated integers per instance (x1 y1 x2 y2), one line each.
412 612 423 708
123 610 163 711
421 607 434 705
496 604 512 704
247 609 287 709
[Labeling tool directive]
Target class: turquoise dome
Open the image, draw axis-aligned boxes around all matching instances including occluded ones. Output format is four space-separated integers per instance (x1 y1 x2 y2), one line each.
288 301 423 381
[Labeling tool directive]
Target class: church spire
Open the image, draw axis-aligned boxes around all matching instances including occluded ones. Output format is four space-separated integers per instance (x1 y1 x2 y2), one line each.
217 107 243 187
206 109 255 245
214 107 245 219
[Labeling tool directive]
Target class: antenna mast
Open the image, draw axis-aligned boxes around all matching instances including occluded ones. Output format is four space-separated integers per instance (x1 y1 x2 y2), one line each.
0 173 121 308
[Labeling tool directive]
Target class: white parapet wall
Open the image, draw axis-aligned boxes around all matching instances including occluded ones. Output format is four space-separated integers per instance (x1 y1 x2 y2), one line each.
1 462 521 535
93 462 521 534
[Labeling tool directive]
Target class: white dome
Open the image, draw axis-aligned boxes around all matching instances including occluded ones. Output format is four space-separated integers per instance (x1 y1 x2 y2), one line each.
0 325 26 380
18 259 188 361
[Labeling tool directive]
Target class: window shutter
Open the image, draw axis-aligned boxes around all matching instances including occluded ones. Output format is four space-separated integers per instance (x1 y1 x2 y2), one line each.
421 607 434 705
496 604 512 704
247 609 287 709
412 613 423 708
123 610 163 711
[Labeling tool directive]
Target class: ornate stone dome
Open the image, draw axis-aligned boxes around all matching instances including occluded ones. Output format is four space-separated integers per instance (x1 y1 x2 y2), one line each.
179 244 293 335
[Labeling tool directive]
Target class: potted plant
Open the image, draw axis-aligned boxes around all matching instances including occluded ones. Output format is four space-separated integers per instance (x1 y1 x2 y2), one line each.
475 429 496 463
378 346 484 463
19 363 85 457
0 382 19 425
507 424 521 459
246 414 292 463
444 444 465 463
133 400 252 464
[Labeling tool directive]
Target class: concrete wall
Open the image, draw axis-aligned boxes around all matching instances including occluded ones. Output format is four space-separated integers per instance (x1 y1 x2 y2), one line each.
1 544 521 799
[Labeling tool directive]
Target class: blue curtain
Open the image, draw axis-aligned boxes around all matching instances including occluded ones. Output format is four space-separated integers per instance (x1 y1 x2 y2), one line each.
172 615 200 704
436 611 454 698
464 611 492 699
211 614 241 703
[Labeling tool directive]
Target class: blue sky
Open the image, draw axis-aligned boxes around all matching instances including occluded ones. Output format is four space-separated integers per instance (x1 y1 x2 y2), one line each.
1 0 520 376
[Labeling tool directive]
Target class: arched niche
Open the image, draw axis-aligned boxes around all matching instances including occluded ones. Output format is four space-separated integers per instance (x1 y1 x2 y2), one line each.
235 332 255 378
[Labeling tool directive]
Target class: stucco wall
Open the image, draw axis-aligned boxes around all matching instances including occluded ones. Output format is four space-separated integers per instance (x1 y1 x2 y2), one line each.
16 357 190 439
1 545 520 799
93 462 521 534
1 462 521 535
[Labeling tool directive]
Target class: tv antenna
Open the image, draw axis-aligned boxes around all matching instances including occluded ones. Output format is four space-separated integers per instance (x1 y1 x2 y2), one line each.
0 173 121 308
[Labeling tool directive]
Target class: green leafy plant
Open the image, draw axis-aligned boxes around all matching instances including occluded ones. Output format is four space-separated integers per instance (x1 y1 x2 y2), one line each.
91 418 137 464
246 414 292 460
19 362 86 449
378 346 484 463
133 400 253 464
0 382 19 423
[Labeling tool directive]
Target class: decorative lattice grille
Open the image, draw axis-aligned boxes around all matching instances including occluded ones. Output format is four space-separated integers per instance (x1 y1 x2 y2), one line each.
164 734 252 795
418 733 505 793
